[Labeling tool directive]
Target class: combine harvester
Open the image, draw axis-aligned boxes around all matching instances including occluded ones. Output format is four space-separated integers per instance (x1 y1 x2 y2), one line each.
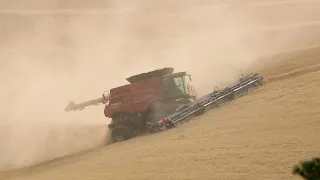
65 67 263 143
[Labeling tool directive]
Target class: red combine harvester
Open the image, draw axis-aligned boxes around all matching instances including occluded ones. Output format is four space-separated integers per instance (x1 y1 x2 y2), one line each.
65 67 264 143
64 67 198 142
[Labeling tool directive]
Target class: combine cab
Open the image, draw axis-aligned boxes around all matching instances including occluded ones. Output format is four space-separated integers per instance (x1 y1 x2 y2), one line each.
65 67 197 142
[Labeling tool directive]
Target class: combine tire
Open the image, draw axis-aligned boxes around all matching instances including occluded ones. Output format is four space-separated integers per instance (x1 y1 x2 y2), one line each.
111 125 134 142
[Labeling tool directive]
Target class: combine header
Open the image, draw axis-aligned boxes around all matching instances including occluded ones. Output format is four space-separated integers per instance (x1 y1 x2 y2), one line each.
64 67 263 143
148 73 263 132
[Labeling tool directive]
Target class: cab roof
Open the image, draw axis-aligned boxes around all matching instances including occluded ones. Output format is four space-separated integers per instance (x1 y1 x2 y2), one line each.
126 67 174 83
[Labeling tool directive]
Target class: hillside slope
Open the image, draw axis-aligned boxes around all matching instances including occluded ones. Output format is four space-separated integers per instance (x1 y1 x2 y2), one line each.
1 57 320 180
1 0 320 179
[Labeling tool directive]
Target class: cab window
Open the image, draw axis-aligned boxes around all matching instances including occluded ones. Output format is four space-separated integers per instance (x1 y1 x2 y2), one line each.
162 76 184 95
174 76 185 94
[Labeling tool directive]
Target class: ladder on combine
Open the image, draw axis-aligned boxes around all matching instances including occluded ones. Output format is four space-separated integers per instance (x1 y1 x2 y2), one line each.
148 73 264 132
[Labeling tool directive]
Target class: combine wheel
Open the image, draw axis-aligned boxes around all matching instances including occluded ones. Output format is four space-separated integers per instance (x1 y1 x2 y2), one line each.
111 125 134 142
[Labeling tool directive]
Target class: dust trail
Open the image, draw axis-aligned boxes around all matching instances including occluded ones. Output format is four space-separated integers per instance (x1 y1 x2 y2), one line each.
1 0 319 170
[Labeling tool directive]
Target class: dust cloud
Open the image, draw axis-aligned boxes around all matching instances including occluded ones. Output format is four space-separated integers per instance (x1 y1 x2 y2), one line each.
0 0 318 170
